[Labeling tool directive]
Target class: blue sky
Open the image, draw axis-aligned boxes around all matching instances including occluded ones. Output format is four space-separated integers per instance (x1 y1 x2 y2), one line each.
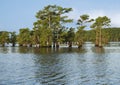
0 0 120 32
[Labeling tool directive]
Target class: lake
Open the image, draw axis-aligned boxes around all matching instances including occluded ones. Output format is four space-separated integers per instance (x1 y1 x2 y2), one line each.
0 43 120 85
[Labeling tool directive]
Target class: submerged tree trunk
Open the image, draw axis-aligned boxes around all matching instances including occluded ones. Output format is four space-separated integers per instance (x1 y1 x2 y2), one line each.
19 44 23 47
68 42 72 48
53 42 56 48
2 44 5 47
78 40 82 48
56 41 59 48
95 30 99 47
99 28 102 47
47 37 52 48
12 43 15 47
23 44 27 47
29 44 32 47
48 43 52 48
78 45 82 48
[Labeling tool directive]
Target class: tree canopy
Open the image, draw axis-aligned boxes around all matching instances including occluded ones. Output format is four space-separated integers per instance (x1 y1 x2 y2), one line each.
1 5 120 48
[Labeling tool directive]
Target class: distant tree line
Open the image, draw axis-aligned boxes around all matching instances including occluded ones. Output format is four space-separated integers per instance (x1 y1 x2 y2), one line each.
0 5 120 48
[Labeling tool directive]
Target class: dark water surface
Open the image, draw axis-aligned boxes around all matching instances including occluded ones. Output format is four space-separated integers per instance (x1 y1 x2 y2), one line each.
0 43 120 85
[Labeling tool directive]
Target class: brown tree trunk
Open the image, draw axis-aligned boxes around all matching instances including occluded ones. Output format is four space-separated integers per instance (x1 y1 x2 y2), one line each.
53 41 55 48
99 28 102 47
95 30 99 47
68 42 72 48
2 44 5 47
29 44 32 47
12 43 15 47
56 41 59 48
78 40 82 48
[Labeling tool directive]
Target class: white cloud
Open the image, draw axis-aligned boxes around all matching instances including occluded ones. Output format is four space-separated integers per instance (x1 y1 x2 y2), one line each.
67 9 120 27
88 10 120 27
67 8 80 21
88 10 106 19
109 14 120 27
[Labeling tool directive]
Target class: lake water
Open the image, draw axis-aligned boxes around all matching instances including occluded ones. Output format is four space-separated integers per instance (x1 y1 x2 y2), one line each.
0 43 120 85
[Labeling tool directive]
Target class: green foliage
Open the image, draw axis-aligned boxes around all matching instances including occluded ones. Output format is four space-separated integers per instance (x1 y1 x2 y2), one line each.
56 27 68 43
75 27 85 47
76 14 93 47
91 16 111 28
105 28 120 42
67 28 75 42
1 5 120 48
0 31 9 46
77 14 93 27
84 30 95 42
10 32 17 46
33 5 72 47
17 28 31 46
91 16 111 47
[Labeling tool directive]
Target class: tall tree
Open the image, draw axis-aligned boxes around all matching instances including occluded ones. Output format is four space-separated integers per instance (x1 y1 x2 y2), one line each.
91 16 111 47
0 31 9 46
67 28 75 47
76 14 93 48
17 28 31 47
34 5 73 48
10 32 17 47
55 26 68 45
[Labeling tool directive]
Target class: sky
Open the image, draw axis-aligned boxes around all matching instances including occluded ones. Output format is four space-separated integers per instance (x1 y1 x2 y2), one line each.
0 0 120 32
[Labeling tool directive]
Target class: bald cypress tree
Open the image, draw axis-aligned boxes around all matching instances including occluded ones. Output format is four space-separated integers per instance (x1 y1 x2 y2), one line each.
34 5 73 48
76 14 94 48
91 16 111 47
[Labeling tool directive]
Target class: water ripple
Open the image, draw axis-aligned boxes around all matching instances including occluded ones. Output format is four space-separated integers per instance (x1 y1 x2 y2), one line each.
0 46 120 85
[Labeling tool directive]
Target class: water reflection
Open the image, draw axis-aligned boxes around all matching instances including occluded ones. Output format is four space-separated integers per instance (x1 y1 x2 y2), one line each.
34 52 66 84
0 47 9 53
91 47 105 53
33 48 53 54
17 47 32 53
0 46 86 54
10 47 17 53
0 46 120 85
32 47 86 54
92 49 109 84
32 47 87 85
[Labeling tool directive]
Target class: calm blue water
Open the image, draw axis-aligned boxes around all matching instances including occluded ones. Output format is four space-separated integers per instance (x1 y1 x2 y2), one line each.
0 43 120 85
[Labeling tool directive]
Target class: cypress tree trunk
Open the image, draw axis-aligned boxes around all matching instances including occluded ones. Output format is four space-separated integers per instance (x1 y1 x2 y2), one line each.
53 41 55 48
2 44 5 47
12 43 15 47
99 28 102 47
47 37 52 48
19 44 23 47
78 41 82 48
29 44 32 47
68 41 72 48
78 45 82 48
56 41 59 48
95 30 99 47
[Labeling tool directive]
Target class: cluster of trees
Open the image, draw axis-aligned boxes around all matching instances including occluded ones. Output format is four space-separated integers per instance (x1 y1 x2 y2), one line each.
0 5 120 48
0 31 16 47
